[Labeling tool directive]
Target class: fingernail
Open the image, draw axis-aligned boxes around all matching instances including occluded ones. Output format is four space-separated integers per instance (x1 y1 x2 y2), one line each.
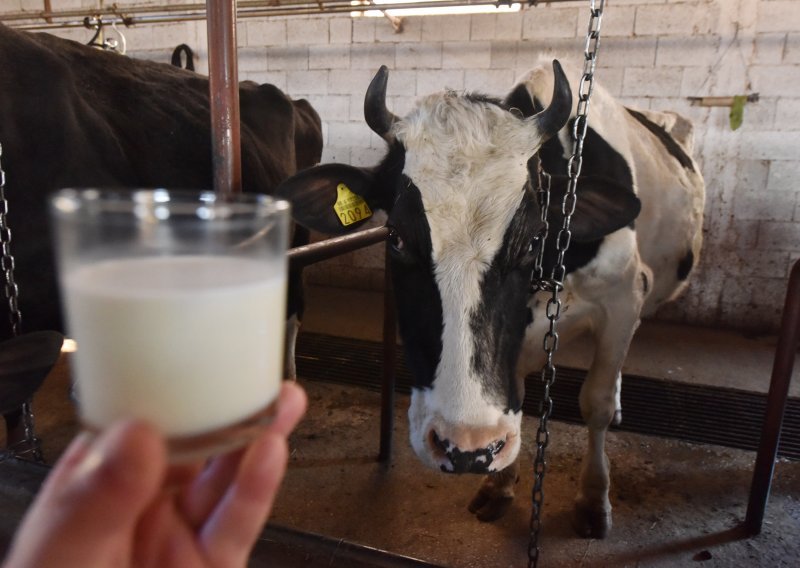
53 430 94 473
69 422 132 484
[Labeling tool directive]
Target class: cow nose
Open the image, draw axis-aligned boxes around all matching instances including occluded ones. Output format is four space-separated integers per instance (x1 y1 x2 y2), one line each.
429 429 507 474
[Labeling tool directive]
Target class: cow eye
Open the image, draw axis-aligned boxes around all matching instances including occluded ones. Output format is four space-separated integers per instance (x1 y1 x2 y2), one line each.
521 231 545 264
389 229 405 253
387 227 418 265
532 228 547 248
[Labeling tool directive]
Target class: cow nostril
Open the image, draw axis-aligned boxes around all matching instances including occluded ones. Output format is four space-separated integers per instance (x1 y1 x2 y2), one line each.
430 430 449 454
488 438 506 457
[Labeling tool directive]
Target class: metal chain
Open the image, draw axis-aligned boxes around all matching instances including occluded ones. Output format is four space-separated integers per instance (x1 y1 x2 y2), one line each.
0 143 44 463
0 144 22 337
532 156 551 286
528 1 605 566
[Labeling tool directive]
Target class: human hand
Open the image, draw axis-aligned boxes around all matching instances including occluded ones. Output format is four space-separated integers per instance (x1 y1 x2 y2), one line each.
3 381 307 568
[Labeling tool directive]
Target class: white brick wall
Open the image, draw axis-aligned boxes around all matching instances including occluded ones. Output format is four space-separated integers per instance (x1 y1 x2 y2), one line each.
22 0 800 333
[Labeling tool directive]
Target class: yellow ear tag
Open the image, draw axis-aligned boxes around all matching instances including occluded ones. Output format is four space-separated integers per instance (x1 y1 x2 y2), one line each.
333 183 372 227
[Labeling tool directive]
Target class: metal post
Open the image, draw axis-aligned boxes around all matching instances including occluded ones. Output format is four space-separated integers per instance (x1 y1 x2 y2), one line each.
744 258 800 535
206 0 242 197
379 242 396 463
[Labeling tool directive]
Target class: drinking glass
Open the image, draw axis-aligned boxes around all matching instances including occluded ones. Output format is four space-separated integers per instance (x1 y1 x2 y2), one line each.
50 188 290 462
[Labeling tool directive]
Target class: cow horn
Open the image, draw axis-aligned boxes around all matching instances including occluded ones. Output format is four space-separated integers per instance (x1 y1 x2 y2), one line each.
364 65 399 143
533 60 573 142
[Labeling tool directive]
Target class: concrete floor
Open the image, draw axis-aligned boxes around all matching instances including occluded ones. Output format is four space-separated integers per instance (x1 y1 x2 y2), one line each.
1 285 799 567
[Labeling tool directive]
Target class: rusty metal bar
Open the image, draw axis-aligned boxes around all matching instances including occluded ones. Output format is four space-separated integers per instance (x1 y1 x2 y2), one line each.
206 0 242 197
379 241 396 463
287 226 390 270
744 258 800 535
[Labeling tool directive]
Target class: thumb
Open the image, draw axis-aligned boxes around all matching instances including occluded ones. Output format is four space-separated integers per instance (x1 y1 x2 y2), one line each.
5 421 167 568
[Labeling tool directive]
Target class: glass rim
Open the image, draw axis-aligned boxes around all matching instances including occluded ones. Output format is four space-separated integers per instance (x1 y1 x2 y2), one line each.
50 188 291 217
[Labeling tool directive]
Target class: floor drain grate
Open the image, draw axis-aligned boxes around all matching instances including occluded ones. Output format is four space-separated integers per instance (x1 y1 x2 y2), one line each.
296 332 800 460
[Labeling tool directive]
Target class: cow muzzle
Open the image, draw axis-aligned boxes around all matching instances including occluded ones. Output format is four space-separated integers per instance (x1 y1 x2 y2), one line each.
430 430 508 474
418 417 521 474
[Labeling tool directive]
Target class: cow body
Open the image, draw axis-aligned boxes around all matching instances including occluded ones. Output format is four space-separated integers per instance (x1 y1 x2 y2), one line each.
513 63 705 535
0 23 322 373
278 59 704 538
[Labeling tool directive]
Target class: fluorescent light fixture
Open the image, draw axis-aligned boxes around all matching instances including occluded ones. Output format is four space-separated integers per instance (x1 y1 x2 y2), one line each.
351 0 521 18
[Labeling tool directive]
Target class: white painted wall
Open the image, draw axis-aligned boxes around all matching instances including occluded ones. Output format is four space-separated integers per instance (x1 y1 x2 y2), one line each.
3 0 799 333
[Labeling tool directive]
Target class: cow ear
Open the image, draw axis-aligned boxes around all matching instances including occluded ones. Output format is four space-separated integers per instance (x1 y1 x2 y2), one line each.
547 175 641 242
275 163 379 235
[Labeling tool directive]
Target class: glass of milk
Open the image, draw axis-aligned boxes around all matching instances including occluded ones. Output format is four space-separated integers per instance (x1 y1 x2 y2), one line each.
50 188 290 462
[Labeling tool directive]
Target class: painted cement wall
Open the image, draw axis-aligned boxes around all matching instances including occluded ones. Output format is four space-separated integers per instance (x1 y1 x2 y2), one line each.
3 0 799 333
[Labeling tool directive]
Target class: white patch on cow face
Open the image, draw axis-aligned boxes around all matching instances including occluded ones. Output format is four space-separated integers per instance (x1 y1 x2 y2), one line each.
394 92 542 470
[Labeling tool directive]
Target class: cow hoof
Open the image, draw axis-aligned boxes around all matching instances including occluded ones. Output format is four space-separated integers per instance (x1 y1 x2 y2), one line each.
612 409 622 426
467 488 514 522
571 502 612 538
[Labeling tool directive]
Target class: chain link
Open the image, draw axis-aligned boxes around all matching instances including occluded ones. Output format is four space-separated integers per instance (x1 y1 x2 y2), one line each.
0 144 22 336
0 143 44 463
532 156 551 286
528 2 605 566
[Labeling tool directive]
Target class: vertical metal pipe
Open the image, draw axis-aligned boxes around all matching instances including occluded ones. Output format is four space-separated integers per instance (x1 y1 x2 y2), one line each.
206 0 242 196
379 243 396 463
744 258 800 535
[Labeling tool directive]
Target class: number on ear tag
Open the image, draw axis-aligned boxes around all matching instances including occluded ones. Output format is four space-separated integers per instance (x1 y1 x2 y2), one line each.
333 183 372 227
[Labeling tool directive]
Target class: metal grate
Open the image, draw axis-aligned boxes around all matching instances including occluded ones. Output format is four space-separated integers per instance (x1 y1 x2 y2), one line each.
296 332 800 460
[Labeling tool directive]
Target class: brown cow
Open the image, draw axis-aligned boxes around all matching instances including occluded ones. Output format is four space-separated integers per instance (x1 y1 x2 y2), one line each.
0 23 322 439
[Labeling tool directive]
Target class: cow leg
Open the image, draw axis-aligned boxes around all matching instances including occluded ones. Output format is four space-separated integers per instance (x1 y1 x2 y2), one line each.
284 313 301 380
612 371 623 426
468 458 519 522
573 309 641 539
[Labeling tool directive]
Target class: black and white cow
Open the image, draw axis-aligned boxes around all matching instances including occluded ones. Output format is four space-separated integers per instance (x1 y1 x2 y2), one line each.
0 23 321 412
277 59 705 538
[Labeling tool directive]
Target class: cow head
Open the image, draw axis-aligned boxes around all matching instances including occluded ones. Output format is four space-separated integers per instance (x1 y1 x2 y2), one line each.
278 60 640 474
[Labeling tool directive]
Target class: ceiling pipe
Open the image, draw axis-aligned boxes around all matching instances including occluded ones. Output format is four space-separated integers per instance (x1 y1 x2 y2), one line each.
2 0 537 30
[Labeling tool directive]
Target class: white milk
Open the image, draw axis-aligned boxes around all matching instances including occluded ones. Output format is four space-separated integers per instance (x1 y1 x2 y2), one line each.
63 255 286 437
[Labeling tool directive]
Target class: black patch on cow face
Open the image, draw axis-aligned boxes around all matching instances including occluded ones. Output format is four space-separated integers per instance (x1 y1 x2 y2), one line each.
677 249 695 281
470 190 545 412
625 108 696 173
640 270 650 295
370 141 407 211
380 146 443 391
